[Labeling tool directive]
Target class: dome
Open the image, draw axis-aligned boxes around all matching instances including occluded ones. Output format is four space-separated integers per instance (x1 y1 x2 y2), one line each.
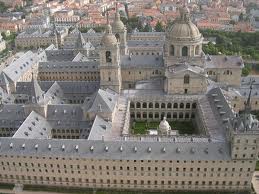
101 24 118 46
170 22 201 39
112 12 125 32
158 117 171 135
168 6 201 40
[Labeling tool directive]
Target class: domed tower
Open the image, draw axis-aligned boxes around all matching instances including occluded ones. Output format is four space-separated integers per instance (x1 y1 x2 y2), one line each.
112 3 128 55
99 16 122 93
164 6 203 66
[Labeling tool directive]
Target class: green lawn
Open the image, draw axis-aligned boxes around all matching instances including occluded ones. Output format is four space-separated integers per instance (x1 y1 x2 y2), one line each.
0 183 14 189
132 121 197 135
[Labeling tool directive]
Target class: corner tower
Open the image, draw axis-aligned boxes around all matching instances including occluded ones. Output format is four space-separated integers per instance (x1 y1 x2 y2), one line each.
111 2 128 55
99 17 122 93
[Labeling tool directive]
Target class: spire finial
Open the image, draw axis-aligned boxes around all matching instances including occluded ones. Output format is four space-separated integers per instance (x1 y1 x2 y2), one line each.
106 10 109 24
245 79 255 114
243 79 255 131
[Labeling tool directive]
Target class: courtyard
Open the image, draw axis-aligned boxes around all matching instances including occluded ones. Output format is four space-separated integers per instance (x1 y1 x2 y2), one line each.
131 120 197 135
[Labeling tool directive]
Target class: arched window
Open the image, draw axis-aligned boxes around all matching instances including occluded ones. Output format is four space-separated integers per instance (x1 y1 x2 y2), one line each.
155 103 159 108
167 103 172 109
149 113 153 119
184 74 190 84
182 46 188 56
161 103 165 108
180 103 184 109
186 103 190 109
195 45 199 55
173 103 178 109
167 112 171 118
192 103 197 109
149 103 153 108
170 45 175 56
143 112 147 119
143 102 147 108
136 102 141 108
115 33 120 42
106 51 112 62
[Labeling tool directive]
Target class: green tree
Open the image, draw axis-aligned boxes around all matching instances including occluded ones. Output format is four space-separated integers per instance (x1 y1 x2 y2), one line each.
0 2 8 13
242 65 252 76
155 21 164 32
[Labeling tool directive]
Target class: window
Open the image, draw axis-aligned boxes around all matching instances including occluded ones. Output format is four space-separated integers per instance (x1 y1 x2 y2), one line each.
182 46 188 56
195 45 199 55
170 45 174 56
115 33 120 42
106 51 112 63
184 74 190 84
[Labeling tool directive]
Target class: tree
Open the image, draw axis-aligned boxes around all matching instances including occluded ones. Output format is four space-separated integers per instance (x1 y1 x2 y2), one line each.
155 21 164 32
242 65 252 76
142 24 152 32
0 2 8 13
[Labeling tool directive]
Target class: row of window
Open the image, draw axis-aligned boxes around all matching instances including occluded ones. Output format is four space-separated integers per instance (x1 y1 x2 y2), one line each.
131 102 197 109
131 112 195 119
0 175 249 186
1 161 252 172
39 76 98 81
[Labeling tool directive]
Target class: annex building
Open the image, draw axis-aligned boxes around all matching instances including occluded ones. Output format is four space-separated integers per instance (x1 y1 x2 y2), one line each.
0 5 259 193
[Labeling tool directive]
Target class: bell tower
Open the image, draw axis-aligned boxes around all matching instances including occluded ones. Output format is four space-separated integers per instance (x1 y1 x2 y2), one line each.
99 14 122 93
112 2 128 55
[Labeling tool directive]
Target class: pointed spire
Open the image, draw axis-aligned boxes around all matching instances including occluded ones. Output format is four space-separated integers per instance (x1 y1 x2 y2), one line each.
243 79 255 131
105 10 112 34
115 1 120 19
245 79 254 114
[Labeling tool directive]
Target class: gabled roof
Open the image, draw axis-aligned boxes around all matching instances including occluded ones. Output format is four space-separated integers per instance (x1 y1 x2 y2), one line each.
43 81 65 105
83 89 118 113
168 63 206 76
87 115 112 140
30 76 44 104
13 111 52 139
2 51 37 83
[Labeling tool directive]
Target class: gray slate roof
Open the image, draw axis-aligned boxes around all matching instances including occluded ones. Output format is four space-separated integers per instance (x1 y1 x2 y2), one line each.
83 89 118 113
87 115 112 140
0 137 231 161
38 61 99 72
13 111 52 139
2 51 37 82
121 55 164 68
205 55 244 69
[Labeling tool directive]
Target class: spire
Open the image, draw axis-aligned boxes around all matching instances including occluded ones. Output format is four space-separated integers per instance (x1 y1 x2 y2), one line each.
243 79 255 130
105 10 112 34
245 80 254 114
115 1 120 20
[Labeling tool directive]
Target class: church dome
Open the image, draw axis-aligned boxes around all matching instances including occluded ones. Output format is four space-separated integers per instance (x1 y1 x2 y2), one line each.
158 117 171 135
169 6 201 41
112 12 125 32
101 24 118 46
